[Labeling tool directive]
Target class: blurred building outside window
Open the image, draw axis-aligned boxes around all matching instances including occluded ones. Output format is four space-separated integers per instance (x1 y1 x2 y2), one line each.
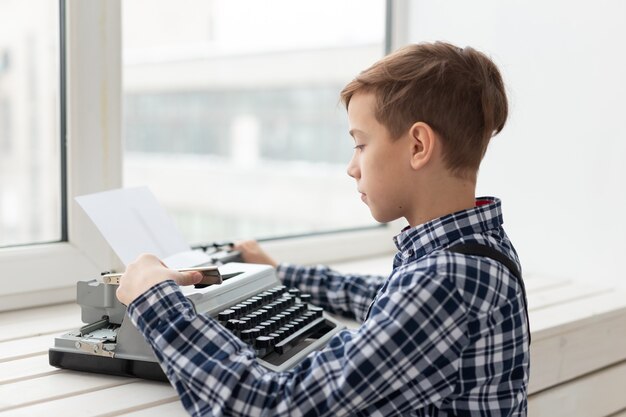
122 0 386 245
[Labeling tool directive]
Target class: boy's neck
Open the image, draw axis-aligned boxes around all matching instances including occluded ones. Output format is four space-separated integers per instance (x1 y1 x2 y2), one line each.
405 176 476 227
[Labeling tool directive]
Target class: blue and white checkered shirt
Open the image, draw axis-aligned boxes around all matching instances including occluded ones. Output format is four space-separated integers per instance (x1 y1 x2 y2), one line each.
128 197 529 416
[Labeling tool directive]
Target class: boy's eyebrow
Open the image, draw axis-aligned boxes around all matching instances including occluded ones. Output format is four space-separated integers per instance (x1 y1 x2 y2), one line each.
349 128 367 138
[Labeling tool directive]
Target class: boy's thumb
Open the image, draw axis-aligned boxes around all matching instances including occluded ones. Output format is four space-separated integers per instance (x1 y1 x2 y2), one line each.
175 271 203 286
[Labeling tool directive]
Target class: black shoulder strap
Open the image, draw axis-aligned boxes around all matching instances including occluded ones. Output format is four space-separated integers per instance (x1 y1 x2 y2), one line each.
448 242 531 344
448 243 522 280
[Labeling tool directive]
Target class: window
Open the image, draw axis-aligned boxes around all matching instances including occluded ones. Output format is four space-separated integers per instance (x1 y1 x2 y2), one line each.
1 1 400 312
0 0 62 247
122 0 386 244
0 1 123 311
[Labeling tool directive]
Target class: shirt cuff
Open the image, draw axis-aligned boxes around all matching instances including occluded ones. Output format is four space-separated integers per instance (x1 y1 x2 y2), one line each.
127 280 197 334
276 262 301 288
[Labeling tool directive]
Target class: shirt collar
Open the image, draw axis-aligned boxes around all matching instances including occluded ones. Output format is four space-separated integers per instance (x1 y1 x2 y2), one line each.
393 197 504 261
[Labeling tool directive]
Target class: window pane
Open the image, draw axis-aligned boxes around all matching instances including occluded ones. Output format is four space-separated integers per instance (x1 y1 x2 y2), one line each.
0 0 62 247
122 0 384 244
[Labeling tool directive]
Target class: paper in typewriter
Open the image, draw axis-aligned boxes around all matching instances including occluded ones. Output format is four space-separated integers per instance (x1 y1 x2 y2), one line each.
76 186 211 268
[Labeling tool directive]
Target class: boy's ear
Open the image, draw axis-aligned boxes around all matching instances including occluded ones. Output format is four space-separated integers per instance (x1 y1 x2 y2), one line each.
408 122 436 170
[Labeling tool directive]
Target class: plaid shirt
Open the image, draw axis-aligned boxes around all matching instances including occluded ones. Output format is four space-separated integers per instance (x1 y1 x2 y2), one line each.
128 197 529 416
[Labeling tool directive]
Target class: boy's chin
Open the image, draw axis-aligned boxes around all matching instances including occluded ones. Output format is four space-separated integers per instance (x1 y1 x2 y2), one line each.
369 209 401 224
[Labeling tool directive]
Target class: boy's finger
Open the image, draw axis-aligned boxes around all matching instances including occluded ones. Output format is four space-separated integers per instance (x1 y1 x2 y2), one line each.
174 271 203 286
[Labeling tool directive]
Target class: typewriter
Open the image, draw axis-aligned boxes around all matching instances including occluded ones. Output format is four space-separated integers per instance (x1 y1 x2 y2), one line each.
49 245 345 381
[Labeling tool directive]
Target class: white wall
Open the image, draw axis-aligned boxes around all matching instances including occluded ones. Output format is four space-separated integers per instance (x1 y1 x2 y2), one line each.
404 0 626 285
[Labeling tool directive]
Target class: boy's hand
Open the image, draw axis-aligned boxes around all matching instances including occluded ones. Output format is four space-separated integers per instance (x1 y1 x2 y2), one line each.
234 240 278 267
116 254 203 305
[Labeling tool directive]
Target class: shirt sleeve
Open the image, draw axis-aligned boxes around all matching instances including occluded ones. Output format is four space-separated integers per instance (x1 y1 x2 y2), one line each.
276 263 385 321
127 269 469 417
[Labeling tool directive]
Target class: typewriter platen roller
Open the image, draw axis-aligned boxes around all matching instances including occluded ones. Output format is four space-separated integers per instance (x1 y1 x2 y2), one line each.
49 261 345 381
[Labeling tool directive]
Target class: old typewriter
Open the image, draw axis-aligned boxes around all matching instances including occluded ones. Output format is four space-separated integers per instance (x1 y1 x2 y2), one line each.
49 244 345 381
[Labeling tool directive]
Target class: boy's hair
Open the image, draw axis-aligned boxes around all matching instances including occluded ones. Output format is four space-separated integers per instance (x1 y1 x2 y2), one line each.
340 41 508 177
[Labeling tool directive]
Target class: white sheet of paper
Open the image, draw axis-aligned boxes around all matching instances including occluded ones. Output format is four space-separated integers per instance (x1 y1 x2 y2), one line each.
75 187 210 267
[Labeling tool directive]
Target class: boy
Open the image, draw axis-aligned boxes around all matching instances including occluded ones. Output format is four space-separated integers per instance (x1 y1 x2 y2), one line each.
117 41 530 416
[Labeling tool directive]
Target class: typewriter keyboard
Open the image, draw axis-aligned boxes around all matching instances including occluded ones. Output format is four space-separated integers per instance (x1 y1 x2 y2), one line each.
215 284 340 368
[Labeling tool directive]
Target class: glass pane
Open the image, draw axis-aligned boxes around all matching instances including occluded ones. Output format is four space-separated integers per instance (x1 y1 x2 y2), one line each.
0 0 62 247
122 0 385 245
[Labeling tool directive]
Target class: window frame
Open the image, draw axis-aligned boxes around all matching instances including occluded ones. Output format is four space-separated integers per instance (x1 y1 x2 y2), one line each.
0 0 122 311
0 0 407 312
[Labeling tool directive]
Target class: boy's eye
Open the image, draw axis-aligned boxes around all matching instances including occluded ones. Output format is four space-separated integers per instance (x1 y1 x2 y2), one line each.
353 144 365 151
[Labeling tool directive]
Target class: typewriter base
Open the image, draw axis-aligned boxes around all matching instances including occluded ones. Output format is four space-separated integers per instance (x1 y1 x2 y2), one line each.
48 349 168 382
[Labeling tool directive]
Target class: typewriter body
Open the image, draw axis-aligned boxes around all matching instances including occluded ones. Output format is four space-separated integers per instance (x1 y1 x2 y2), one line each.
49 253 345 381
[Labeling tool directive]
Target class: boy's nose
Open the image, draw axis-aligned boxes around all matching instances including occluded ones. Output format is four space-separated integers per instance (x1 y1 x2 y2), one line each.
346 156 360 179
